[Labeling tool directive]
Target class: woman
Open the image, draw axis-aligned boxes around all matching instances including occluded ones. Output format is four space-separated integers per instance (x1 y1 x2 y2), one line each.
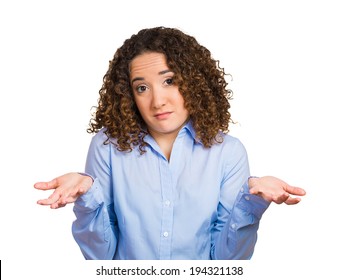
34 27 305 260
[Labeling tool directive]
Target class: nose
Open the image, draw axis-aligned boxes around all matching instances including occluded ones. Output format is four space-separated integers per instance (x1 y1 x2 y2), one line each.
151 87 166 109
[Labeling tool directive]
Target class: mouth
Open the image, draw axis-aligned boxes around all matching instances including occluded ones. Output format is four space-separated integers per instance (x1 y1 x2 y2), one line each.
154 112 172 120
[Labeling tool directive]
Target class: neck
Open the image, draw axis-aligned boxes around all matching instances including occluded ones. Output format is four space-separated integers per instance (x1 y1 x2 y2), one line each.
149 131 178 161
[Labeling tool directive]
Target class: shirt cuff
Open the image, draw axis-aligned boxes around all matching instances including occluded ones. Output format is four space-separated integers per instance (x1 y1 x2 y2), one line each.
237 182 270 219
74 178 103 212
78 172 94 182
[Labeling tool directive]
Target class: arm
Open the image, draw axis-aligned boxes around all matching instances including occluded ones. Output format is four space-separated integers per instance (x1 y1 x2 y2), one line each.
211 140 269 260
211 141 306 260
212 181 270 259
72 131 118 260
34 131 118 259
72 178 117 259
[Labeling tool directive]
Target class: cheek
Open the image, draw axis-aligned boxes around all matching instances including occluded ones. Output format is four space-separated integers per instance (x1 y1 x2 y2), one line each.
176 94 187 110
134 98 149 116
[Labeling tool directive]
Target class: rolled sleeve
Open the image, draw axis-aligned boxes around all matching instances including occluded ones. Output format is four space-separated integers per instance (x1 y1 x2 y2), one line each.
74 178 103 212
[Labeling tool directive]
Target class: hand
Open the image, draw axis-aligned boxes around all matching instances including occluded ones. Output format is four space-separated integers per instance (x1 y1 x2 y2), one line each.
248 176 306 205
34 172 94 209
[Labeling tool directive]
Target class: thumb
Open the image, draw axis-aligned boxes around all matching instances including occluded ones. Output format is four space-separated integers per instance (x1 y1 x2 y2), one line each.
249 186 260 195
34 178 58 190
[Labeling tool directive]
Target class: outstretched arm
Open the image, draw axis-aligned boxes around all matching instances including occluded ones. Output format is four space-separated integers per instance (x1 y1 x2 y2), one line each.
34 131 118 259
211 140 306 260
212 139 269 260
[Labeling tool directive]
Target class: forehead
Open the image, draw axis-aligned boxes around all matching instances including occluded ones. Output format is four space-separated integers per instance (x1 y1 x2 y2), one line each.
129 52 169 77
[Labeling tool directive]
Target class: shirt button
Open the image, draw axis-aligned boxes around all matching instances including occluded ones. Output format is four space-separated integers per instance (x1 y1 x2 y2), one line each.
164 200 171 206
163 231 169 237
240 187 244 192
245 195 250 201
231 223 236 229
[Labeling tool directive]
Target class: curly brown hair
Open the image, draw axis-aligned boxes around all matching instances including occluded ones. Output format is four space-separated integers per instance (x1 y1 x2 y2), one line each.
88 26 233 153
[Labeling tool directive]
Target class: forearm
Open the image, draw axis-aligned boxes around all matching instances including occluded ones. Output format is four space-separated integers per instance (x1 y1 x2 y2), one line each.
72 180 117 260
212 188 269 260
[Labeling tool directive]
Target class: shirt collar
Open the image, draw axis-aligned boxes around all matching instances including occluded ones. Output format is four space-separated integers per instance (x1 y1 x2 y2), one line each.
183 120 202 144
144 120 202 150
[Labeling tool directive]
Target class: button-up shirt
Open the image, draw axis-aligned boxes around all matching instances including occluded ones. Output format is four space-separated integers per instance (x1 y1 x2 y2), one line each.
72 122 269 259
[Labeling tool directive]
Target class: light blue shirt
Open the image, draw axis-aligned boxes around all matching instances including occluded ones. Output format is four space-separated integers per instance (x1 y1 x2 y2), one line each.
72 122 269 260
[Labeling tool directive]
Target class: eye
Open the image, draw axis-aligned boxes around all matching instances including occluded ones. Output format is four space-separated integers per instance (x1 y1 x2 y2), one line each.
164 78 174 85
136 85 147 93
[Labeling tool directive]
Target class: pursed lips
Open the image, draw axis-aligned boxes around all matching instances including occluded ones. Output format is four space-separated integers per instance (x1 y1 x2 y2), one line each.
154 112 173 119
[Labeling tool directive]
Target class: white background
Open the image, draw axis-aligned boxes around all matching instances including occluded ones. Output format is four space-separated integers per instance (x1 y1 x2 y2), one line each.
1 0 337 279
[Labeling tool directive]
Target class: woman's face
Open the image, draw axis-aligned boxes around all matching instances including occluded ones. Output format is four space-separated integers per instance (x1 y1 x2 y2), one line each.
130 52 189 140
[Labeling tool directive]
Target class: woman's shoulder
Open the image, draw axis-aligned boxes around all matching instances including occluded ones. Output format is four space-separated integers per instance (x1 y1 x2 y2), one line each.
219 132 244 146
91 128 107 142
216 132 247 155
89 128 116 148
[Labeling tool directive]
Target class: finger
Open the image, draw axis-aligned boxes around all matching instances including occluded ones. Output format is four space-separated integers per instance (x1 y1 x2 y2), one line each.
70 185 86 197
34 178 59 190
284 196 302 205
63 190 83 204
272 192 290 204
51 201 66 209
65 189 81 203
284 185 306 196
37 191 61 205
59 188 79 204
57 188 80 206
65 183 89 202
58 189 79 206
249 186 260 195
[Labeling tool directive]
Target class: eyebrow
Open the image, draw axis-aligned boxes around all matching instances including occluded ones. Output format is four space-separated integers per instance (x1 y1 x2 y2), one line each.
131 69 173 84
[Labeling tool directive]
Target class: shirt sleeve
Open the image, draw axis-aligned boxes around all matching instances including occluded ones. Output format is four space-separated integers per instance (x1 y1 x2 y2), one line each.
72 131 118 260
211 138 270 260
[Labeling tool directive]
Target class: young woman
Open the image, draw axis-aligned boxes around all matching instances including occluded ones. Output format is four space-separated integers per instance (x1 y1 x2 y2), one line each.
34 27 305 260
